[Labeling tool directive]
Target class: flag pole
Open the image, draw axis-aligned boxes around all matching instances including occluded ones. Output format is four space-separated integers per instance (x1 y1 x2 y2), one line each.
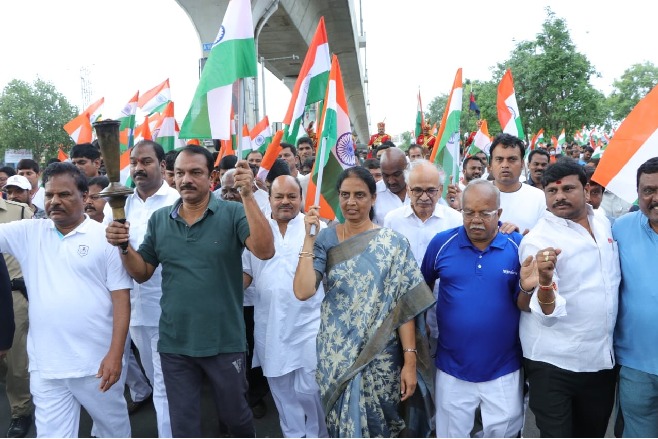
309 137 326 236
237 78 245 159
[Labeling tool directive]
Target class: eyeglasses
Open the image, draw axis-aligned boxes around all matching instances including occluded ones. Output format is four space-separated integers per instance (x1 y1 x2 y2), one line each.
409 187 440 198
461 209 499 221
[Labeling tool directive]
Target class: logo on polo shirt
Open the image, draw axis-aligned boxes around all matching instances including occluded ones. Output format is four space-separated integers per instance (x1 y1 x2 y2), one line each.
78 245 89 257
502 269 518 275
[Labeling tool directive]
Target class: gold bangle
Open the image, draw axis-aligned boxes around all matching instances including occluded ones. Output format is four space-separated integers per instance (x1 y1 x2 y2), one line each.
298 251 315 259
537 296 556 306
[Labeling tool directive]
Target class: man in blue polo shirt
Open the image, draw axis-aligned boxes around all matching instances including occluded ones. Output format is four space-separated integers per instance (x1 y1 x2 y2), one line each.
421 179 532 438
613 157 658 437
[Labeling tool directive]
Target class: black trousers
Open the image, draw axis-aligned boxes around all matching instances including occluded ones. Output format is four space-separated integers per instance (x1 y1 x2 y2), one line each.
524 359 616 438
160 352 255 438
244 305 270 406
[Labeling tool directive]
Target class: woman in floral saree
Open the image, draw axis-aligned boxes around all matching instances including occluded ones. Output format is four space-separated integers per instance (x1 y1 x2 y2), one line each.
294 167 435 437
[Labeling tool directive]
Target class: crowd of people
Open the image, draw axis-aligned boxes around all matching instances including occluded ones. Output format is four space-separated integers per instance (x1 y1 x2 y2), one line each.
0 129 656 439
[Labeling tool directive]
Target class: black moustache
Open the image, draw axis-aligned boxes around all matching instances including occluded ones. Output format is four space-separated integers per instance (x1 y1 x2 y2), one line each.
134 172 147 178
179 185 195 190
553 202 571 207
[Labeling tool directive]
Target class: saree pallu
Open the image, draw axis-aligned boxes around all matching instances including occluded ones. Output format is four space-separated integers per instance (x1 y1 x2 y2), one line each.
316 228 435 437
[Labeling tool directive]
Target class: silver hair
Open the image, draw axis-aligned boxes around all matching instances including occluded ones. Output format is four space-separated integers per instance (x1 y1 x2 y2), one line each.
461 179 500 208
220 168 237 187
405 159 445 185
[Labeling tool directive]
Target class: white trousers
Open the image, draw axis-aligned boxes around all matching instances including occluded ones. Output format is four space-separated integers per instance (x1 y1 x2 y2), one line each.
124 337 152 403
91 333 151 438
267 368 328 438
30 371 130 438
435 369 523 438
131 325 172 438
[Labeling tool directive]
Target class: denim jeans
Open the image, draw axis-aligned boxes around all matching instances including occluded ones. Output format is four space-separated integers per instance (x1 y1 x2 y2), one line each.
619 366 658 438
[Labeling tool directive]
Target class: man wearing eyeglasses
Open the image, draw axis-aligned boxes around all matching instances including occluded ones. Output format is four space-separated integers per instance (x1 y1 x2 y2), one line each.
384 160 462 358
421 179 531 438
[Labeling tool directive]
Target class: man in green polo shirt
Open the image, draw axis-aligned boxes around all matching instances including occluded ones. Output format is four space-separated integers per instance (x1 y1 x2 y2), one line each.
106 145 274 437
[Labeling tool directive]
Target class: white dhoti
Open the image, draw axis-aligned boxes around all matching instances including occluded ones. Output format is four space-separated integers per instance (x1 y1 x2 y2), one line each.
267 368 328 438
435 369 523 438
31 372 130 438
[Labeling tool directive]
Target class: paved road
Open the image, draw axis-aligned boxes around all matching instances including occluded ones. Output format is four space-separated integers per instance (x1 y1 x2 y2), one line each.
0 377 615 437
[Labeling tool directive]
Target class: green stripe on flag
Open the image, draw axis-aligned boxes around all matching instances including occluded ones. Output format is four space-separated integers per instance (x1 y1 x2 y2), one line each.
312 153 345 222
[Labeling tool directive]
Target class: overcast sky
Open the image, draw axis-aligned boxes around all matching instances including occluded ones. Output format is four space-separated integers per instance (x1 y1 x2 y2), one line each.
1 0 656 138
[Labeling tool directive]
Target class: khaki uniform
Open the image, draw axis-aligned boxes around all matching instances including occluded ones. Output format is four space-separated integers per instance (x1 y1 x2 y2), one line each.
0 198 34 418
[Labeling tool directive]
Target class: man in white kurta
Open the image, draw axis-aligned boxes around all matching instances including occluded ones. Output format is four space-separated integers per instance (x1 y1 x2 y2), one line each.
242 176 328 438
374 148 411 225
124 141 180 437
0 163 132 438
383 160 462 355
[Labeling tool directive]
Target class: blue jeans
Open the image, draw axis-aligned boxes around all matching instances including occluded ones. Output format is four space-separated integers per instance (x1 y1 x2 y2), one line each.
619 366 658 437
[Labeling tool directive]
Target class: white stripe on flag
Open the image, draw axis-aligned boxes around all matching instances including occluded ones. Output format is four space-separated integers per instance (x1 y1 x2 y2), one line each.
208 85 233 139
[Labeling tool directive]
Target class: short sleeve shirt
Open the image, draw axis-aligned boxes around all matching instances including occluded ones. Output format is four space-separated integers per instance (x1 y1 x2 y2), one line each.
138 195 250 356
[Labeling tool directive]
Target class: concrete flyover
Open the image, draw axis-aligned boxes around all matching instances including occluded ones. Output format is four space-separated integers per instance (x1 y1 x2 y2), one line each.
175 0 369 144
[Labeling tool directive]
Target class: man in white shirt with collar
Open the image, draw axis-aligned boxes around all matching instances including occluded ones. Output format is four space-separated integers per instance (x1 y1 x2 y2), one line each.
384 160 462 355
517 159 620 437
243 176 328 438
384 160 462 265
0 163 132 437
374 147 410 225
124 140 180 437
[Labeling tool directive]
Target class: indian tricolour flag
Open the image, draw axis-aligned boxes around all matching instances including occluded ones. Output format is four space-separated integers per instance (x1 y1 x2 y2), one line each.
118 91 139 152
282 17 330 144
239 124 251 158
138 79 170 115
468 119 491 156
58 147 69 162
63 112 93 144
415 90 424 138
430 68 463 199
305 55 357 221
179 0 257 140
85 97 105 123
134 115 153 143
120 148 132 186
257 130 284 181
250 116 272 154
556 128 566 154
592 83 658 203
497 68 525 139
530 129 545 152
154 101 179 152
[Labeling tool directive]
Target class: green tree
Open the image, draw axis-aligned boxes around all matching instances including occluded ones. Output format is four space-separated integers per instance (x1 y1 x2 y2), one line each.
425 79 498 138
606 62 658 123
0 78 78 163
494 8 606 141
399 130 412 150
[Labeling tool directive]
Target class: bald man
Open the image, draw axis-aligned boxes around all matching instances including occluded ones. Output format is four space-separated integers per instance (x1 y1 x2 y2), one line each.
374 147 410 225
242 176 327 437
422 180 527 438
